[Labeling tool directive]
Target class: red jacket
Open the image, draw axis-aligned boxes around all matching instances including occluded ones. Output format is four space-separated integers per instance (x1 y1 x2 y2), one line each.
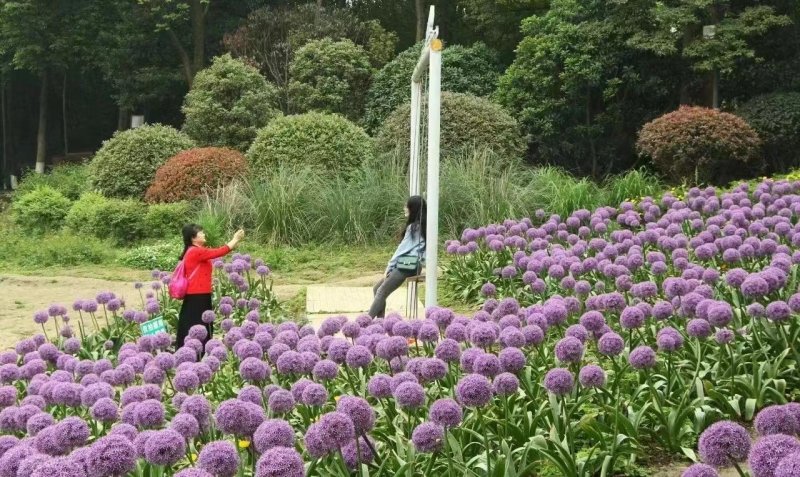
184 245 231 294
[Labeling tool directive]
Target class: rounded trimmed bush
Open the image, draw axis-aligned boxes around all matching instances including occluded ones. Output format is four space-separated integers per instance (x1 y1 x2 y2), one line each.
65 193 147 245
247 112 374 175
376 92 526 163
183 54 280 152
364 42 501 132
288 38 373 121
636 106 762 185
144 202 193 238
11 186 72 233
145 147 248 203
90 124 195 199
737 92 800 173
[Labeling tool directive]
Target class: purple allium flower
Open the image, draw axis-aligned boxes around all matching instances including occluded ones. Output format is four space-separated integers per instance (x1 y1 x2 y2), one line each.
715 329 735 345
255 446 304 477
653 301 674 321
268 391 295 415
628 346 656 369
301 384 328 407
766 301 791 322
755 405 798 436
749 434 800 477
775 451 800 477
741 275 769 298
254 419 295 454
687 319 712 339
393 382 425 409
493 372 519 395
367 374 392 399
240 358 270 383
682 463 719 477
143 429 186 466
481 283 497 297
135 399 165 429
198 440 240 477
455 374 492 407
578 311 605 332
498 347 526 374
170 412 200 441
28 457 85 477
336 396 375 434
698 420 751 467
88 434 137 477
543 368 574 396
579 365 606 388
304 424 331 458
341 437 375 469
174 370 200 394
656 327 684 352
90 398 119 423
345 346 373 369
318 412 355 449
469 323 497 348
434 339 461 363
620 307 645 330
554 337 584 364
215 399 264 437
0 444 34 476
472 353 501 378
597 332 624 357
707 303 733 327
26 413 54 436
412 422 444 453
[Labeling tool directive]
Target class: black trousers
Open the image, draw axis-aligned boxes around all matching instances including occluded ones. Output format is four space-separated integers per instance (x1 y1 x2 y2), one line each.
176 293 213 350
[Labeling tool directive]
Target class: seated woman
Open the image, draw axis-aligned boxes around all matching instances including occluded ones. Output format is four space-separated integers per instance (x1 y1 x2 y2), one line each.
368 195 427 318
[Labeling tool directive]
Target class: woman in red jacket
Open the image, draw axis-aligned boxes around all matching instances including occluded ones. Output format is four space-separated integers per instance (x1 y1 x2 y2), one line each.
176 224 245 349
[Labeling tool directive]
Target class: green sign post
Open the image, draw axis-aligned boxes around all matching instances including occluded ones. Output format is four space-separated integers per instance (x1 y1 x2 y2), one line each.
140 317 167 336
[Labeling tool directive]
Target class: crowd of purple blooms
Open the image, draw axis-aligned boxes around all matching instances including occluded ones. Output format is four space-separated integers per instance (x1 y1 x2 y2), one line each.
0 178 799 475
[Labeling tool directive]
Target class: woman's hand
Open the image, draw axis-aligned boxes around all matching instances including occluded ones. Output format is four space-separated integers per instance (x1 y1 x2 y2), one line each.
228 229 245 249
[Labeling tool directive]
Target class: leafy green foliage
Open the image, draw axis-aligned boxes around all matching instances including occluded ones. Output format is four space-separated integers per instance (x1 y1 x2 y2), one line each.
182 54 280 152
11 186 72 233
246 112 374 176
737 92 800 174
65 193 147 245
145 147 248 203
0 228 112 268
287 39 373 121
376 92 526 164
363 42 501 132
119 241 182 270
143 202 192 239
14 163 90 200
637 106 763 185
89 124 195 199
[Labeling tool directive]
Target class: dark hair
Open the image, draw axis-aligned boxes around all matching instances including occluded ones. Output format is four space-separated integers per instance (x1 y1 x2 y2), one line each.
180 223 203 259
401 195 427 241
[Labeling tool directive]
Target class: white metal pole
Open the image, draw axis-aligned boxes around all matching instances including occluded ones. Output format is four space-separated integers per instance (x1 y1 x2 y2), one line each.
425 38 442 308
409 81 421 196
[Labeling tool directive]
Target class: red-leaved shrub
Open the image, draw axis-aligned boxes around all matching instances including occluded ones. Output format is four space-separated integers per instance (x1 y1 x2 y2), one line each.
637 106 763 185
145 147 248 203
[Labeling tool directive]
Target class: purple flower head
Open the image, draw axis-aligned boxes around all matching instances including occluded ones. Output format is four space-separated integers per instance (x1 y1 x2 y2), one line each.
143 429 186 467
268 390 295 415
429 398 462 429
755 405 799 436
698 420 751 467
656 327 684 352
393 382 425 409
337 396 375 434
88 434 137 477
455 374 493 407
682 464 719 477
493 372 519 395
215 399 265 437
318 412 355 449
367 374 392 399
620 307 645 330
766 301 791 322
170 412 200 440
716 329 735 345
544 368 574 396
554 337 584 364
198 440 240 477
579 365 606 388
312 359 338 381
412 422 444 453
628 346 656 369
254 419 295 454
301 383 328 407
775 451 800 477
749 434 800 477
255 446 304 477
687 319 712 339
598 332 624 357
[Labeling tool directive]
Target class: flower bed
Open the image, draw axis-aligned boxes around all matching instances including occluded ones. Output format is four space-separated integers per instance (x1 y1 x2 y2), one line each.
2 179 800 476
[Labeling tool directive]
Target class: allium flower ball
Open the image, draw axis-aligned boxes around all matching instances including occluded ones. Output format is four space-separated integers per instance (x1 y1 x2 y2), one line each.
301 384 328 407
749 434 800 477
715 329 735 345
554 337 584 364
682 464 719 477
268 391 295 415
215 399 265 437
628 346 657 369
198 440 240 477
578 365 606 388
687 319 712 339
88 434 137 477
367 374 392 399
698 420 751 467
255 446 304 477
544 368 574 396
493 372 519 395
240 358 270 383
318 412 356 448
775 452 800 477
456 374 493 407
170 412 200 440
755 405 799 436
412 422 444 453
254 419 295 454
481 283 497 297
143 429 186 466
393 382 425 409
620 307 645 329
597 332 624 357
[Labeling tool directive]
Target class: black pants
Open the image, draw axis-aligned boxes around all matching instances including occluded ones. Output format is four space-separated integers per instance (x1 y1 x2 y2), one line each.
369 268 416 318
176 293 213 350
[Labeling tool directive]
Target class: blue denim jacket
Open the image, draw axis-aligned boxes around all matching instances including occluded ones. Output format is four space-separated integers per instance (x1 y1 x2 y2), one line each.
386 225 426 274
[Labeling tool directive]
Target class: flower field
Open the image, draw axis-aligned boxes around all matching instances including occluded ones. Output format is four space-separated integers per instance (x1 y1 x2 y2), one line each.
2 179 800 476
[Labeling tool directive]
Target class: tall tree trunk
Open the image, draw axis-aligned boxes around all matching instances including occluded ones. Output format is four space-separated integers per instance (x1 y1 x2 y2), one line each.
117 106 130 131
191 0 205 78
35 71 48 174
1 71 6 189
416 0 425 42
62 71 68 156
586 87 598 179
168 28 194 86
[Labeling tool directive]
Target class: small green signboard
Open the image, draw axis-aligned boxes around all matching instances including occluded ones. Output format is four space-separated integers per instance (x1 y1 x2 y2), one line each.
140 317 167 336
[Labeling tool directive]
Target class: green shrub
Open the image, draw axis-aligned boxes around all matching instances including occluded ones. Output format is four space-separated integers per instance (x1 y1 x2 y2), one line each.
90 124 195 199
15 163 90 200
119 241 182 270
0 222 112 268
247 112 374 176
376 92 526 163
66 193 147 245
144 202 193 239
603 168 664 206
737 92 800 174
637 106 763 185
145 147 248 203
11 186 72 233
363 42 501 132
288 38 373 121
182 54 281 152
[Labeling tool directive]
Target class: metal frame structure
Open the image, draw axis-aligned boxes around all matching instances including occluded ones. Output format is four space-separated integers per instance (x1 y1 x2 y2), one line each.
409 6 442 307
